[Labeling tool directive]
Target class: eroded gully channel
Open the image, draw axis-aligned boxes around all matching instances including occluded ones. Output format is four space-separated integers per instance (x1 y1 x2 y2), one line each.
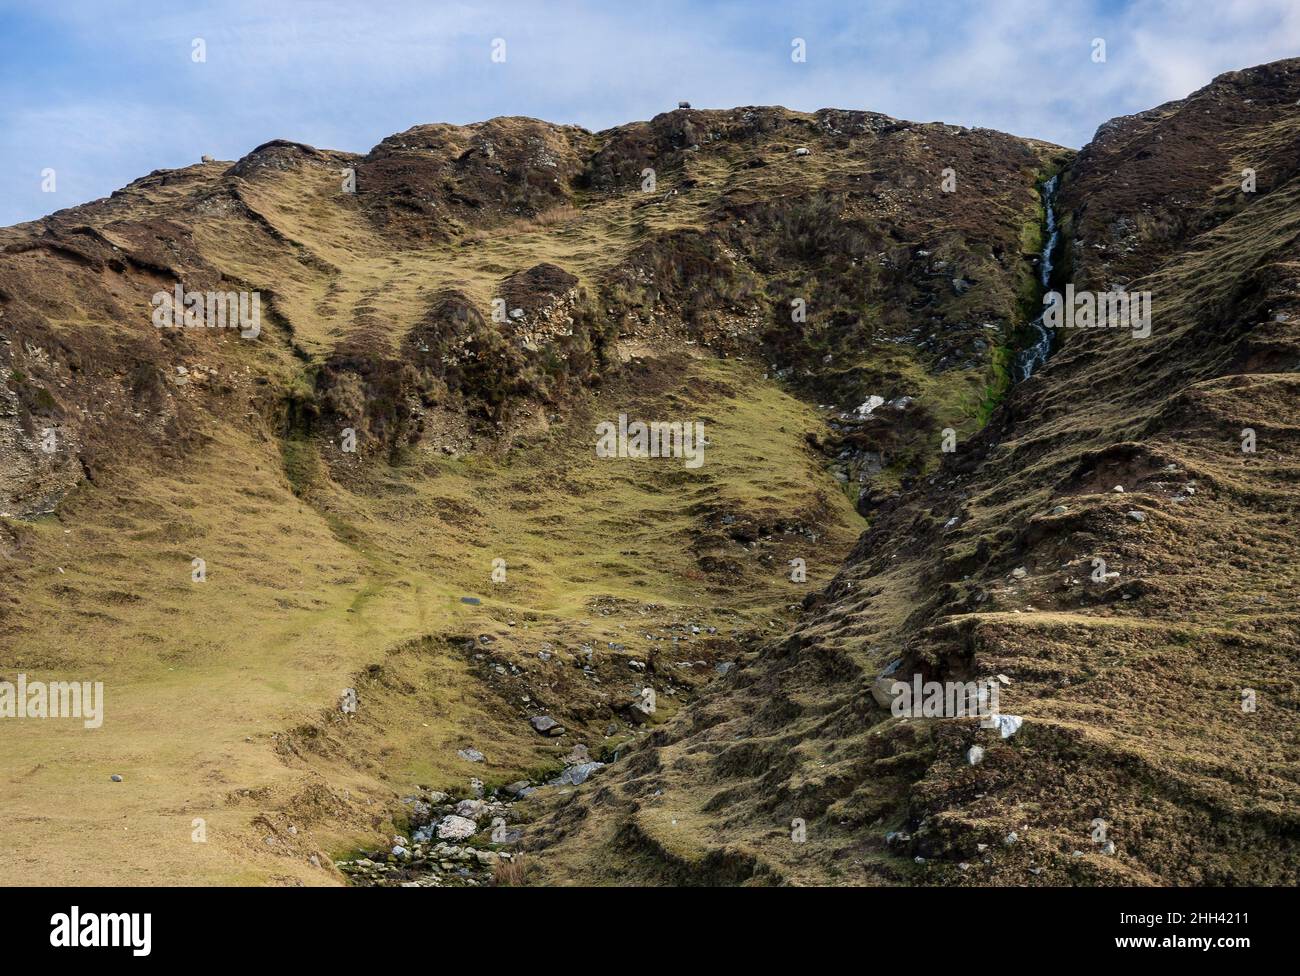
1013 175 1061 382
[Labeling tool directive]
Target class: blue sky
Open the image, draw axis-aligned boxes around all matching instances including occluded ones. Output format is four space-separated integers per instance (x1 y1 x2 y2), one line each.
2 0 1298 226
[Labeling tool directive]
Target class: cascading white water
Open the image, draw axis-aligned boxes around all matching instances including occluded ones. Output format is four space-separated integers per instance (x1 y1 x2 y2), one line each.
1012 175 1059 382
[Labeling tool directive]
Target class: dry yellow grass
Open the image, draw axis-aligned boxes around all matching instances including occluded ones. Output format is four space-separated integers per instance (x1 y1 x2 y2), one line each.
0 347 862 884
0 104 1062 887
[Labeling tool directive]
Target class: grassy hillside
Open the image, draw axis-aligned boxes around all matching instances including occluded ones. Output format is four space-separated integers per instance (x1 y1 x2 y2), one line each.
0 102 1070 885
523 60 1300 886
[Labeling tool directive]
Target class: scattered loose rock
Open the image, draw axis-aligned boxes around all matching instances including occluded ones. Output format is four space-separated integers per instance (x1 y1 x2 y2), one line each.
550 761 605 786
991 715 1023 739
435 815 479 841
529 715 565 736
454 798 487 820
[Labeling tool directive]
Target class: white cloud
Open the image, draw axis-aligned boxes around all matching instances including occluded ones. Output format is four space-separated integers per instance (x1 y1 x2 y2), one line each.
3 0 1298 225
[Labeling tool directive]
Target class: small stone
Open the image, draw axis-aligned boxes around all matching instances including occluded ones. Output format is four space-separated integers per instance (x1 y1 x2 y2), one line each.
991 715 1023 739
1011 567 1028 579
871 675 900 708
1050 505 1069 515
457 748 485 763
454 799 486 820
967 745 985 765
1004 832 1019 845
110 774 123 783
435 815 479 841
564 744 591 765
626 691 656 721
1112 485 1125 493
1126 510 1146 523
529 715 565 736
550 761 605 787
392 845 409 858
996 674 1011 685
855 395 886 417
1101 840 1116 856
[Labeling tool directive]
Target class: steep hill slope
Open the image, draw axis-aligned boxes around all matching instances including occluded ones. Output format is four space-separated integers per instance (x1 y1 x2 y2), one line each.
525 59 1300 887
0 107 1058 884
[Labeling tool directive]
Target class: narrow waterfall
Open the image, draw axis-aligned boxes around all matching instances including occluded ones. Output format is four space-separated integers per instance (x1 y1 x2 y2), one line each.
1012 175 1060 381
